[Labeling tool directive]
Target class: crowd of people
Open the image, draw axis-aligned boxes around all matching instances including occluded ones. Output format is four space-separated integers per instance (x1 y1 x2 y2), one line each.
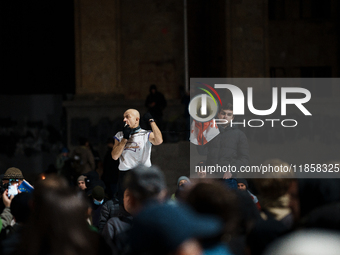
0 106 339 255
0 162 340 255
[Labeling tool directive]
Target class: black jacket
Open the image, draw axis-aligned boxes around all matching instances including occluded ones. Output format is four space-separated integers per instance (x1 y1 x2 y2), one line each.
101 205 133 251
98 200 120 233
198 125 249 177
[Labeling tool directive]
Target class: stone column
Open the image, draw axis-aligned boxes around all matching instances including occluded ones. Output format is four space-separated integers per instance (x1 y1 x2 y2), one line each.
226 0 269 78
74 0 122 96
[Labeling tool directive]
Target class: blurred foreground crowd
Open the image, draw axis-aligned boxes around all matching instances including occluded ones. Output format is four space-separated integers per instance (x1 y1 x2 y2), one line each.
0 161 340 255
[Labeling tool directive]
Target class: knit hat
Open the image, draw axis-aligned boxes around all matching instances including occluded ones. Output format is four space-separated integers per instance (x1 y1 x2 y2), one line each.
3 167 24 180
77 175 86 182
91 186 105 201
237 178 248 189
177 176 190 187
124 165 166 200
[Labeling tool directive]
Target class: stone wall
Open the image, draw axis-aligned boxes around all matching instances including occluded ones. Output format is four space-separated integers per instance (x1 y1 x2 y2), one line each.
120 0 184 100
75 0 184 100
269 0 338 77
74 0 122 96
226 0 270 77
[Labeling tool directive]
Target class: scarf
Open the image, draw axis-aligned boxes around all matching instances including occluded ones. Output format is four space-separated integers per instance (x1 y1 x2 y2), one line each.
130 125 141 135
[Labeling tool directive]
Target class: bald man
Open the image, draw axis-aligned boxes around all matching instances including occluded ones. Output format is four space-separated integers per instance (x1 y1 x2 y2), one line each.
111 109 163 203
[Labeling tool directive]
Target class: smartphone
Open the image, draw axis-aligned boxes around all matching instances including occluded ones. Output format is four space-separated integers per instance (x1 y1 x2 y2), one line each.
8 183 18 197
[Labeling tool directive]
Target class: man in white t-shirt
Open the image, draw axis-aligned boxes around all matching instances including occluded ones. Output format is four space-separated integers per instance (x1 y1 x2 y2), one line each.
111 109 163 203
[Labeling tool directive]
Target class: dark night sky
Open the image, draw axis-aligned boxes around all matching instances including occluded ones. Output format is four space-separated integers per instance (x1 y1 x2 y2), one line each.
0 1 75 95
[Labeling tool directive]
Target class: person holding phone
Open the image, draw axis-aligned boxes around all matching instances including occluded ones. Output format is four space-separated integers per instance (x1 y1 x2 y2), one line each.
0 186 16 232
1 168 24 212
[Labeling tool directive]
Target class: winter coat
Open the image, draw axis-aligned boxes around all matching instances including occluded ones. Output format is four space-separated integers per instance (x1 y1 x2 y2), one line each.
198 125 249 177
98 200 120 233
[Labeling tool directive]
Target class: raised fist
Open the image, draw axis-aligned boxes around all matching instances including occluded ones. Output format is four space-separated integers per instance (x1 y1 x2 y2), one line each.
143 112 154 123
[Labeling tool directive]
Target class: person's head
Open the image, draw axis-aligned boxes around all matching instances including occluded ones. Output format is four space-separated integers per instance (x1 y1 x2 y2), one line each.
177 176 190 187
237 178 248 191
61 147 69 157
129 203 223 255
77 175 87 190
2 167 24 186
264 230 340 255
186 181 239 236
123 109 140 129
91 186 105 205
123 165 167 215
123 188 133 214
217 103 234 127
32 174 69 206
254 178 292 209
20 187 99 255
253 159 293 209
150 84 157 94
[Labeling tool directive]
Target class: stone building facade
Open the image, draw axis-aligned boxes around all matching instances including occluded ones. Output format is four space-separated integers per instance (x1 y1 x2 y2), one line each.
64 0 340 179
